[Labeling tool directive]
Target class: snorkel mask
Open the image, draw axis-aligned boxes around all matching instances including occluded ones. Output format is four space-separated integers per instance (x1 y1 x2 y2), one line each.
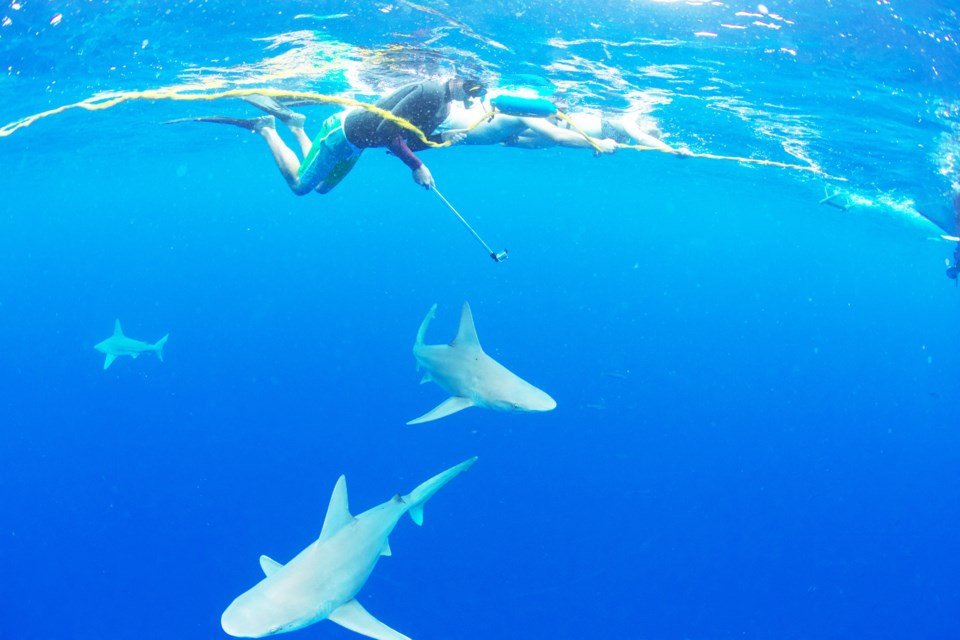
454 76 487 109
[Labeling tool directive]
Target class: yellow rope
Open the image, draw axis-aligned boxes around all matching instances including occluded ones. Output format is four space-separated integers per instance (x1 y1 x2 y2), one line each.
618 143 828 175
0 86 832 177
0 88 453 147
456 107 827 175
553 111 605 153
556 109 827 175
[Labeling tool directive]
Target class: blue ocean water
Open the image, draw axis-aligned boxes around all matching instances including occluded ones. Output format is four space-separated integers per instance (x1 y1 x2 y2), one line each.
1 1 959 639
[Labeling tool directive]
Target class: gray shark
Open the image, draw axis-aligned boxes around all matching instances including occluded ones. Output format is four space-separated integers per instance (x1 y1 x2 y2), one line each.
408 302 556 425
93 319 168 370
221 457 478 639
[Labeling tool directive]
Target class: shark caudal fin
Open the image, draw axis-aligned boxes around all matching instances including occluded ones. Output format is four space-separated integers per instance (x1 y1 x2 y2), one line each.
153 334 169 362
415 304 438 346
403 457 477 526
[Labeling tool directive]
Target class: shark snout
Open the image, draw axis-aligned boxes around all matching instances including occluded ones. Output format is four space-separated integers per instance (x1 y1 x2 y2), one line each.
501 385 556 413
527 388 557 412
221 600 270 638
221 606 251 638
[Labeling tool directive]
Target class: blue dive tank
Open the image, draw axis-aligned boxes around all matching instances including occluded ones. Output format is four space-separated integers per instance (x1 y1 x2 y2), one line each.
490 94 557 117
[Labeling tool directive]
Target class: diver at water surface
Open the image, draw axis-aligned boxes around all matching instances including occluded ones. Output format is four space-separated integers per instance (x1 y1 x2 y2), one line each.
437 92 690 156
166 76 486 194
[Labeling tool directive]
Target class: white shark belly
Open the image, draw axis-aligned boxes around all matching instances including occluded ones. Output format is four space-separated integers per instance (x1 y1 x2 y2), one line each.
117 338 154 354
425 356 527 408
416 351 482 398
290 508 407 620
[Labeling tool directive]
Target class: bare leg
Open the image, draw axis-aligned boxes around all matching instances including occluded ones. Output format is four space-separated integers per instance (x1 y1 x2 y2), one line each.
287 124 313 157
276 118 324 190
257 126 314 196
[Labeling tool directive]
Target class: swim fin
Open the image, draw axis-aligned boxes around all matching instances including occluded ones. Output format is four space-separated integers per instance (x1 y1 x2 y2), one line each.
240 95 306 127
163 115 275 132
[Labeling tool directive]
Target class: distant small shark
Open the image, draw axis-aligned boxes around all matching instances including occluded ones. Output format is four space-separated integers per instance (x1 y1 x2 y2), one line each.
221 457 478 639
94 319 168 370
408 302 556 424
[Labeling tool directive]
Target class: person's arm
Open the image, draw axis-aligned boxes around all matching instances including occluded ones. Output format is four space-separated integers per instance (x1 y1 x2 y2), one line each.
620 115 691 156
387 135 434 189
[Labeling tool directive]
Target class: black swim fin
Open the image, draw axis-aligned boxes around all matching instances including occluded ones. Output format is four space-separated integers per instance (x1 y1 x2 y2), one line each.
240 95 306 127
163 115 275 132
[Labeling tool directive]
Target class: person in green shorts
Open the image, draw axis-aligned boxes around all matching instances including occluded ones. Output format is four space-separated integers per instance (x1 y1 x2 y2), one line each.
168 77 485 195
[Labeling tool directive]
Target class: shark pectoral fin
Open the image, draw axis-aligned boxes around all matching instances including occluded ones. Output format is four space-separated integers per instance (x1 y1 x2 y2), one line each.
406 396 475 425
380 539 392 557
318 475 355 542
328 599 411 640
419 372 432 385
259 555 283 577
451 301 481 350
103 354 117 370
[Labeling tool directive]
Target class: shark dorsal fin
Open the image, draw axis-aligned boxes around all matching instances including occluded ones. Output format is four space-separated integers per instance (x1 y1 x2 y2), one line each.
259 555 283 577
113 319 124 337
318 475 354 542
451 302 481 350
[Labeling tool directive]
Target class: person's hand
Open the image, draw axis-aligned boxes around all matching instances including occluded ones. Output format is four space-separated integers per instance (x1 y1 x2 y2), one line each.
593 138 618 156
413 164 435 190
441 129 468 145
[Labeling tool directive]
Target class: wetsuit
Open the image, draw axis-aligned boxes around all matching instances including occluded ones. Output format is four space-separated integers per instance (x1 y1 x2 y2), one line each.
344 80 453 167
298 80 452 194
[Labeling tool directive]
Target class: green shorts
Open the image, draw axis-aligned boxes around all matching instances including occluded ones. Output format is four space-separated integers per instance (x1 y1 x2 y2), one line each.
298 112 362 194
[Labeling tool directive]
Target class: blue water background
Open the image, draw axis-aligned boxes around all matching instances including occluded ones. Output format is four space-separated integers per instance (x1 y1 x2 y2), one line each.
2 2 959 639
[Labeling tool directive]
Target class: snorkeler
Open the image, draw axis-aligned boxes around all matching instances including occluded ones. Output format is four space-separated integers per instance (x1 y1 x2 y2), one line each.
166 76 486 195
562 109 690 154
437 92 689 156
436 97 617 153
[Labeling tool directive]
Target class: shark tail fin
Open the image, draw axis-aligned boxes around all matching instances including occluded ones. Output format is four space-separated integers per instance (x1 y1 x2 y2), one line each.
415 304 438 346
154 334 169 362
403 457 477 526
